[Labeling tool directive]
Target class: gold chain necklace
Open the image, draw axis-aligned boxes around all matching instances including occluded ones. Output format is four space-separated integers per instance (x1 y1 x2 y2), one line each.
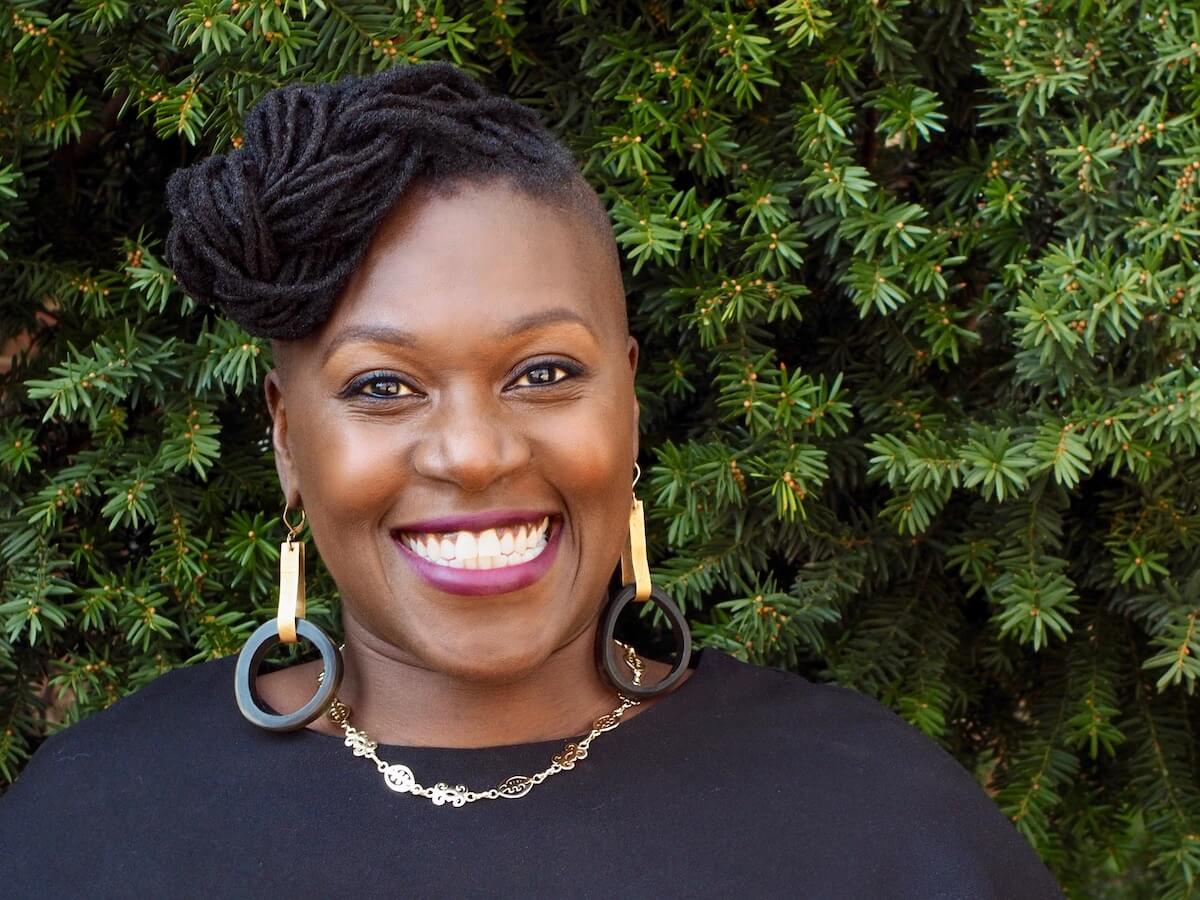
318 641 644 807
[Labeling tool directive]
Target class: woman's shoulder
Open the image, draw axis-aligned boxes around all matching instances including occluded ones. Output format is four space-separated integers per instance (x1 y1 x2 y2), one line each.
696 648 1062 897
3 653 239 797
0 655 248 893
698 646 942 740
699 647 997 802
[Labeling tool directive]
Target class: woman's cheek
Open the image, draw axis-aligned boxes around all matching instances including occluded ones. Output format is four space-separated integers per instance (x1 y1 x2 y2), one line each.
296 407 406 529
541 395 635 554
292 411 408 616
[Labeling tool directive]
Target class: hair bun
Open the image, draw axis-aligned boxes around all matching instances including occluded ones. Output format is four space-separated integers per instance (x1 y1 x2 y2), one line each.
165 62 570 340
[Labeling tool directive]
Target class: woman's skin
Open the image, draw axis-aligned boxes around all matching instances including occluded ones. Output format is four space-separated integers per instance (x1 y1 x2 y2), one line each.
256 178 691 748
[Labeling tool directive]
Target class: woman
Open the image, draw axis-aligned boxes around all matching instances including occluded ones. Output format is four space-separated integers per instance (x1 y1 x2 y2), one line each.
0 62 1063 898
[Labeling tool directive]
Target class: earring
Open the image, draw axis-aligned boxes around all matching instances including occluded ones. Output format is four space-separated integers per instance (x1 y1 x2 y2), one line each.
620 464 652 601
596 463 692 699
277 504 306 642
234 501 344 732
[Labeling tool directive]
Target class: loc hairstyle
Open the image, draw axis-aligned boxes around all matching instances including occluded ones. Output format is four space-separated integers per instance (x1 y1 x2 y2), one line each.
165 61 612 340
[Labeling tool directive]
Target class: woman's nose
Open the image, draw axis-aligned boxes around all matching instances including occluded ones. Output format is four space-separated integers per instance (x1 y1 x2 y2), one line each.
410 392 532 492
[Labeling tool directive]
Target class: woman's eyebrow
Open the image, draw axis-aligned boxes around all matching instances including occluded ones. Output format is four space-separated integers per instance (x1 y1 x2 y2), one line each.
321 307 597 366
501 307 596 339
322 325 418 366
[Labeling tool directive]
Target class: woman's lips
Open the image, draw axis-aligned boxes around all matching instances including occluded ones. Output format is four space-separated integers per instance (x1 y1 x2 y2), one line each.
393 519 562 597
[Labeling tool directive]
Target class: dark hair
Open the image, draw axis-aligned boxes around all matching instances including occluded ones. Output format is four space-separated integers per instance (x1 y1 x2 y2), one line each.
165 62 611 340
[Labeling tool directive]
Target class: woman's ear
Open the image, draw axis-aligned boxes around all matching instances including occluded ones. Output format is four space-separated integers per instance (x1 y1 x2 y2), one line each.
264 369 300 505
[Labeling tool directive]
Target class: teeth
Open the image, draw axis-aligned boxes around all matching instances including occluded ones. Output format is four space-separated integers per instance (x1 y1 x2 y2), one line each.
400 517 553 570
477 528 502 557
456 531 478 560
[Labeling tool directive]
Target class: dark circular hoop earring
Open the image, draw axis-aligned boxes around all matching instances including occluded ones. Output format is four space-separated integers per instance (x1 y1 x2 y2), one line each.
595 583 692 699
234 618 344 731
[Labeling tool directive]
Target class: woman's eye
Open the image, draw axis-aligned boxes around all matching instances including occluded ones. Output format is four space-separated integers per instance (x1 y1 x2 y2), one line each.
353 376 415 399
512 364 572 388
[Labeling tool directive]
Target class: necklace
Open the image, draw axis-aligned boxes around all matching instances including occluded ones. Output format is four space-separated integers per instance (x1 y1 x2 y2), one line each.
319 641 644 807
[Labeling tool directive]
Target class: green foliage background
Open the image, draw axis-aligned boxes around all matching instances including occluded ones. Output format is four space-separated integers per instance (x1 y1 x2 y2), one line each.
2 0 1200 895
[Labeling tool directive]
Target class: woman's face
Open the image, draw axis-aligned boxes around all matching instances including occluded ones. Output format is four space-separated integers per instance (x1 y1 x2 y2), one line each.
264 179 638 683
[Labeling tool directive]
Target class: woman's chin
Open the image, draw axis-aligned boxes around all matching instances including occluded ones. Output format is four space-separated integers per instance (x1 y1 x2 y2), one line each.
397 594 598 685
415 638 565 684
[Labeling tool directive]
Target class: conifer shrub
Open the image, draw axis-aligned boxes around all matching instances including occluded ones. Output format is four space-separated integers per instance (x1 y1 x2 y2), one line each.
2 3 1198 895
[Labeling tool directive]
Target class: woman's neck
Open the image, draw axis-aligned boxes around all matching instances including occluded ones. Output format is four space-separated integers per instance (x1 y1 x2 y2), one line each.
256 622 683 748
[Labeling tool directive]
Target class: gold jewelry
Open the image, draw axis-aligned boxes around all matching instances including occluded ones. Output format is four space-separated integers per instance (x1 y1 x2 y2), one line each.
620 462 652 601
236 501 342 732
601 462 692 697
277 502 306 644
318 641 645 807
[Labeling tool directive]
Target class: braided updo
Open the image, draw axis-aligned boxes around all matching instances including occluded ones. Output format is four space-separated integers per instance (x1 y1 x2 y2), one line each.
165 62 610 340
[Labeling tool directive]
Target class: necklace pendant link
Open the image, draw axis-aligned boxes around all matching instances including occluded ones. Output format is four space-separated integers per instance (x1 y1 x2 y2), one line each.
497 775 534 799
551 742 587 769
327 698 351 726
383 764 415 793
429 782 470 807
592 712 623 732
344 727 378 757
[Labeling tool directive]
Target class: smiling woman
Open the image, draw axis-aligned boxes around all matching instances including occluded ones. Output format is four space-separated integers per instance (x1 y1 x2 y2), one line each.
0 62 1063 899
256 174 665 740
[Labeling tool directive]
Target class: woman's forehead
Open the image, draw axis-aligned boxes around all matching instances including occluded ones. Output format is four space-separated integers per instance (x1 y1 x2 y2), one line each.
314 179 627 349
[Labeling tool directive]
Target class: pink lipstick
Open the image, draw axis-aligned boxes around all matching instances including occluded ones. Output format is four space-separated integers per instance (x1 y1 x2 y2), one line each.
391 513 562 597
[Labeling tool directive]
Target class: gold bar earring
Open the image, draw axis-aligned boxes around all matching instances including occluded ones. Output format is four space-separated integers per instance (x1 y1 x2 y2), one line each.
620 463 652 601
277 503 307 643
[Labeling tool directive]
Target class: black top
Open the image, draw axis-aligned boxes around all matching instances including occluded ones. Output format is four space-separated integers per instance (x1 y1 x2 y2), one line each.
0 647 1063 899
